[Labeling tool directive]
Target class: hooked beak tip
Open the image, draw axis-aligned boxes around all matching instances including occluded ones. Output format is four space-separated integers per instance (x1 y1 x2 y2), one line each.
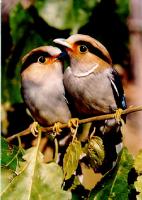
56 51 68 61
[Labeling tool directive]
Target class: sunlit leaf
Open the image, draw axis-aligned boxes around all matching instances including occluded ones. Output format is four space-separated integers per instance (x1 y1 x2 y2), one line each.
1 147 71 200
134 149 142 174
0 167 16 192
35 0 98 33
63 139 82 180
134 175 142 200
1 137 23 171
89 147 133 200
134 150 142 200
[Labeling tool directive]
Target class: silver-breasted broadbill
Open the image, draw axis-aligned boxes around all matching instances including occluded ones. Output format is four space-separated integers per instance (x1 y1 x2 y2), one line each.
54 34 127 173
21 46 71 127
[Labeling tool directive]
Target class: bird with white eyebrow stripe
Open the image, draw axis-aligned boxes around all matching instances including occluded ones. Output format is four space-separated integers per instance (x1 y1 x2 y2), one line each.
54 34 127 173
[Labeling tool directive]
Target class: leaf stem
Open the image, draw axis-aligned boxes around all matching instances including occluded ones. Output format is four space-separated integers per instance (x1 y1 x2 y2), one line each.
36 125 42 151
54 138 58 163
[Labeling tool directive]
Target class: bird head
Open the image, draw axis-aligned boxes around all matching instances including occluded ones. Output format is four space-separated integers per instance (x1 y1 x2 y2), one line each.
54 34 112 74
21 46 63 83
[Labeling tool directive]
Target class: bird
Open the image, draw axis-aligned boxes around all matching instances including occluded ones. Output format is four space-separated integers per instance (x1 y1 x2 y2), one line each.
20 46 71 131
54 34 127 173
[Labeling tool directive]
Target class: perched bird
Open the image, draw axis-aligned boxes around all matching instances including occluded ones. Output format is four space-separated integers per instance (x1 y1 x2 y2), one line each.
20 46 71 128
54 34 126 117
54 34 127 173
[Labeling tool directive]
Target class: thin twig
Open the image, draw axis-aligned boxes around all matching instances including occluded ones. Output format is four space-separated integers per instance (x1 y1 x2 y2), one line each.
6 105 142 142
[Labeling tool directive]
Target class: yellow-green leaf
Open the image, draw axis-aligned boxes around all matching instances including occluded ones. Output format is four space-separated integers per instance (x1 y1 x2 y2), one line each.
1 147 71 200
134 149 142 174
63 139 82 180
134 175 142 200
35 0 98 33
0 167 16 193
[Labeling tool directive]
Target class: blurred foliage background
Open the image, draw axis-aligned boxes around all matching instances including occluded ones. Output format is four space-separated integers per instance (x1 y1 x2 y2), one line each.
1 0 142 171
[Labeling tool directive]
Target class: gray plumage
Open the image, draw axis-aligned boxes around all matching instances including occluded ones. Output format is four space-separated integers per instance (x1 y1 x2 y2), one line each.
54 34 126 117
54 35 127 174
64 66 118 117
21 46 71 126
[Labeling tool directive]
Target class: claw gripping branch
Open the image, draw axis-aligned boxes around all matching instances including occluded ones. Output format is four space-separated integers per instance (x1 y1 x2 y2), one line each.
6 106 142 142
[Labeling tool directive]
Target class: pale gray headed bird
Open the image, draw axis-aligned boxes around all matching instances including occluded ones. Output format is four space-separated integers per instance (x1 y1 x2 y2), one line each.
54 34 127 173
21 46 71 127
54 34 126 117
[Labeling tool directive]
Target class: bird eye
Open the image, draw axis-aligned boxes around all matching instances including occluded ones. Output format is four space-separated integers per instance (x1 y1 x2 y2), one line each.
38 56 46 63
79 45 88 53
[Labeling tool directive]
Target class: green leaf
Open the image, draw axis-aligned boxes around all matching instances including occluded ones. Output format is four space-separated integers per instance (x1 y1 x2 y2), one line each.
134 149 142 174
89 147 134 200
35 0 98 33
116 0 130 22
9 3 33 44
1 147 71 200
2 5 50 103
63 139 82 180
134 175 142 200
1 137 23 171
86 136 105 170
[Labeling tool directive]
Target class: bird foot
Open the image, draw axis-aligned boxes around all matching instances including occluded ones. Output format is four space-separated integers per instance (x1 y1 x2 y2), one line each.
68 118 79 137
114 108 123 124
29 122 39 137
53 122 62 135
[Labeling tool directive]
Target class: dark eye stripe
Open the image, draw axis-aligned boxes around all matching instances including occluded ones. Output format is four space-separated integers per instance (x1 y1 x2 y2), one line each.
21 51 49 73
76 41 110 64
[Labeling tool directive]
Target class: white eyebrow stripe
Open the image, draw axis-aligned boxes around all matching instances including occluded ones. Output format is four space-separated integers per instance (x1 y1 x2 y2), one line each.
110 79 119 97
72 63 99 77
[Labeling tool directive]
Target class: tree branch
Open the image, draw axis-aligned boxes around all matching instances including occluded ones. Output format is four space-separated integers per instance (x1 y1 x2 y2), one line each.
6 105 142 142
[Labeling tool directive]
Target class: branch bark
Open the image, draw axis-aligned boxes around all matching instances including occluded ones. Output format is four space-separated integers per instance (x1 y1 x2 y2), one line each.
6 105 142 142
